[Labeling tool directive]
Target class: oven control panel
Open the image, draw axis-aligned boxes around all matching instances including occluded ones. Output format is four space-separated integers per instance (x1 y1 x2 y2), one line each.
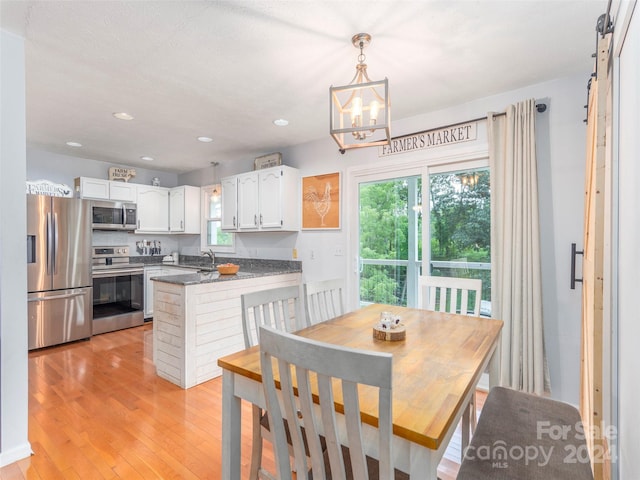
93 246 130 258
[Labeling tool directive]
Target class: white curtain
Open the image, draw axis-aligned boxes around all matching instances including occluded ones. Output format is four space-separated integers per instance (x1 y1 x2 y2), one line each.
488 99 549 394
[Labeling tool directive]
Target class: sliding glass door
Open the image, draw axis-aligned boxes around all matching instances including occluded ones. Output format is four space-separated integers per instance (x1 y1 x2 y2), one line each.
427 167 491 314
353 160 490 312
358 175 422 307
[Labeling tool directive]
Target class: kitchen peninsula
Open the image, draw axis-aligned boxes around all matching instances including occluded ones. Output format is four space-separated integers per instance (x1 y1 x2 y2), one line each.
151 258 302 388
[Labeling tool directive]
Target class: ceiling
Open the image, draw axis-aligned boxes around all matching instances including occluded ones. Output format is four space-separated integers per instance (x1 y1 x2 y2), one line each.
1 0 607 174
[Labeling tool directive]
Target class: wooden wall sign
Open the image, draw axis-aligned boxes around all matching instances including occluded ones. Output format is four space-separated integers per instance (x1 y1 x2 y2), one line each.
109 167 136 182
378 122 477 157
26 180 73 197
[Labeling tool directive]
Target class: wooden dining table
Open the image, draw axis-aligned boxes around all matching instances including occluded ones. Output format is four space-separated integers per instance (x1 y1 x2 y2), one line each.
218 303 503 479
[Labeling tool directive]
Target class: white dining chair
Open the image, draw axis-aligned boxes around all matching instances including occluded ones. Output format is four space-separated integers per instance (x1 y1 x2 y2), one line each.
303 278 346 325
259 325 408 480
417 275 482 459
417 275 482 316
241 285 307 480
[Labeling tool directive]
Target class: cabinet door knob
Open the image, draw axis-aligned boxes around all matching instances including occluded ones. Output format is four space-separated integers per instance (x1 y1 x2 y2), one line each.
233 216 236 227
254 214 258 226
260 214 263 225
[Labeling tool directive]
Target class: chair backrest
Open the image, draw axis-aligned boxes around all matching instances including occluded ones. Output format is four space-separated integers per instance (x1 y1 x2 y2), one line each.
259 325 393 480
417 275 482 316
303 278 346 325
241 285 306 348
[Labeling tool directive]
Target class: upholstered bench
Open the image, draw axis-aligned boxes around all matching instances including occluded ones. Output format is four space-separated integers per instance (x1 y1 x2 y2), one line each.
457 386 593 480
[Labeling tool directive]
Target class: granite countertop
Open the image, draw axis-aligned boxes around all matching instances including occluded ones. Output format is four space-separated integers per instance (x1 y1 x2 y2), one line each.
147 256 302 286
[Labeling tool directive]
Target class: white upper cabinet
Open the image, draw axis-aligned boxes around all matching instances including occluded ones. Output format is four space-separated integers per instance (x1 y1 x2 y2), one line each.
221 177 239 230
136 185 169 232
75 177 137 202
237 172 260 229
221 165 300 232
108 181 137 202
169 186 201 234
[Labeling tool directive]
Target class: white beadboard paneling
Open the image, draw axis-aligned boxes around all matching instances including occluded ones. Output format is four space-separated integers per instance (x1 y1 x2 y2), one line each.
152 273 301 388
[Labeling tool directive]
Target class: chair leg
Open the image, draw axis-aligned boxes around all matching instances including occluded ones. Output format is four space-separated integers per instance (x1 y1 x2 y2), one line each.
249 405 263 480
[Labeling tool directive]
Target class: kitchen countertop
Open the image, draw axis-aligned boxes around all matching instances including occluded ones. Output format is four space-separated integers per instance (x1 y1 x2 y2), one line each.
147 256 302 286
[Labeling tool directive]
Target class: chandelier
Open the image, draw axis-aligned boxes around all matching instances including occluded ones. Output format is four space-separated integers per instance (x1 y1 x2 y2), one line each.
329 33 391 154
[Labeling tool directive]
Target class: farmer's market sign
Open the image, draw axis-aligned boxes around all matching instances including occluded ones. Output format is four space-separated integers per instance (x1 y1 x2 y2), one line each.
379 122 477 157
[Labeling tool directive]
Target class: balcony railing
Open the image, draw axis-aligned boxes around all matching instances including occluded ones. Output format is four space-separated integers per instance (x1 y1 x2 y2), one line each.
359 258 491 315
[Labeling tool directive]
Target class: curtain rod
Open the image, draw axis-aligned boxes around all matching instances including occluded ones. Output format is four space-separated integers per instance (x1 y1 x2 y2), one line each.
391 102 547 140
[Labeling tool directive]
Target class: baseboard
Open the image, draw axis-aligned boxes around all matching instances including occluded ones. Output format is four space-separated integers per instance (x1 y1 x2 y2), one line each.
0 442 32 467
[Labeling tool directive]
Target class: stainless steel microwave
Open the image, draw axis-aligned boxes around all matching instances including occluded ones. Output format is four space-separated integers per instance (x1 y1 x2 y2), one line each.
91 200 137 230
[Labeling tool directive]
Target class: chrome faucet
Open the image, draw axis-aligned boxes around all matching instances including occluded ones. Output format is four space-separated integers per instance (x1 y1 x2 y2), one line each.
202 249 215 264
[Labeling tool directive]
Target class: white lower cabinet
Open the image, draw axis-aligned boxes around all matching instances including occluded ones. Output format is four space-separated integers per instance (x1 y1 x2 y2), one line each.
144 266 195 318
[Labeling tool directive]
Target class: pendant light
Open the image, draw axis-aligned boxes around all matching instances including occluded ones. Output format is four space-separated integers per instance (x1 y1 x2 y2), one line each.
211 161 220 199
329 33 391 154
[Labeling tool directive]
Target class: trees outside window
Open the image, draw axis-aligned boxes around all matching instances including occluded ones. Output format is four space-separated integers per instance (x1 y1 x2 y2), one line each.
358 168 490 308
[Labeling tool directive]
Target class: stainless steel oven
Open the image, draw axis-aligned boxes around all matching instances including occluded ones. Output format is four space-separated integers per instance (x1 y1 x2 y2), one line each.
92 246 144 335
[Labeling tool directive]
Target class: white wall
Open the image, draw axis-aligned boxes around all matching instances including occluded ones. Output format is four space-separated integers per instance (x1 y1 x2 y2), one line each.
614 1 639 477
0 29 31 466
27 147 179 191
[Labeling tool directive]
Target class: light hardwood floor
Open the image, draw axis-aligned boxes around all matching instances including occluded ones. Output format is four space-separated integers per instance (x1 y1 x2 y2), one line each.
1 323 471 479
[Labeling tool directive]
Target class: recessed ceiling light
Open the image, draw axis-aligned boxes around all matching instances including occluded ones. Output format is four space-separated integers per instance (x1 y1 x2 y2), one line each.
113 112 134 121
66 141 82 147
140 156 154 161
273 118 289 127
197 136 213 143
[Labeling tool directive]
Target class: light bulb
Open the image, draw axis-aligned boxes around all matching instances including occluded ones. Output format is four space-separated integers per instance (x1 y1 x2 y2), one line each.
369 100 380 124
351 96 363 127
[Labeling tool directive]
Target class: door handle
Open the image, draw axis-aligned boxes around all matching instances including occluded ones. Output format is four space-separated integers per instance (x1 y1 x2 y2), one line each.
28 291 86 302
53 213 58 274
233 216 236 227
259 214 263 226
46 212 53 275
570 243 584 289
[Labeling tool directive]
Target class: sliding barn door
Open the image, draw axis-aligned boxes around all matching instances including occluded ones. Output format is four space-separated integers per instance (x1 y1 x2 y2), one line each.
580 33 611 480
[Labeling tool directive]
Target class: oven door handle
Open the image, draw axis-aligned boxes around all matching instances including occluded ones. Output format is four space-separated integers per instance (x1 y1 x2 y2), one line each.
92 268 144 278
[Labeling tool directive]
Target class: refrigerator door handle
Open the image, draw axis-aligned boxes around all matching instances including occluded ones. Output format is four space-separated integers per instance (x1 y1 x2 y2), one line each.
53 212 59 274
46 212 53 275
28 290 87 302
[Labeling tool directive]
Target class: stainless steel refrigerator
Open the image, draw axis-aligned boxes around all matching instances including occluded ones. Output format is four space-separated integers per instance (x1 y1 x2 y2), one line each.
27 194 92 350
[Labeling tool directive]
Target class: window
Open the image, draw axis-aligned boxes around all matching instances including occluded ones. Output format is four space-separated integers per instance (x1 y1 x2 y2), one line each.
201 185 234 253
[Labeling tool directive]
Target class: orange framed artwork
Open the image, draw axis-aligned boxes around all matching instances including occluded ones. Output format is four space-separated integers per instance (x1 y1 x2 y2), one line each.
302 172 341 230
